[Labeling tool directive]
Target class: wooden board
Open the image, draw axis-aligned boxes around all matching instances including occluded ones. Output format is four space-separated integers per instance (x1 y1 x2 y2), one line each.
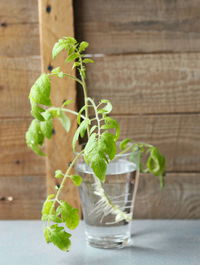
0 23 40 56
134 173 200 219
0 118 45 177
0 0 38 24
38 0 80 209
116 114 200 172
0 56 40 118
74 0 200 54
86 53 200 114
0 175 46 219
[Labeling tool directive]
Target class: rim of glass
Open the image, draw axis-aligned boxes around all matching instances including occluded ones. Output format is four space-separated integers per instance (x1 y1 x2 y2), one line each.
75 141 139 158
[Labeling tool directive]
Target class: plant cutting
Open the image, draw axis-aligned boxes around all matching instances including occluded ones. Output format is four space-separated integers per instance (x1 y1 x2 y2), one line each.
25 37 165 251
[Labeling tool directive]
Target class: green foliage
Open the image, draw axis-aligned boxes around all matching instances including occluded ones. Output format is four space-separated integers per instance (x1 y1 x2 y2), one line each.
146 147 166 188
25 36 166 252
55 170 64 179
71 175 83 186
57 201 80 230
120 138 131 150
25 119 45 156
84 132 116 181
58 111 71 132
29 74 52 106
72 119 90 151
101 117 120 140
44 225 71 251
98 99 112 114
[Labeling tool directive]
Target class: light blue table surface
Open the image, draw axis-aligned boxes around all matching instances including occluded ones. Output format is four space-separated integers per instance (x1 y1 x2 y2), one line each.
0 220 199 265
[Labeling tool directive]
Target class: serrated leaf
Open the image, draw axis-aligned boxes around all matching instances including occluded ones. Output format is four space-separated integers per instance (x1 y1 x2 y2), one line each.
58 202 80 230
29 74 52 106
46 224 71 251
79 41 89 52
71 175 83 186
84 132 116 181
101 117 120 140
83 58 94 64
55 170 64 179
58 111 71 132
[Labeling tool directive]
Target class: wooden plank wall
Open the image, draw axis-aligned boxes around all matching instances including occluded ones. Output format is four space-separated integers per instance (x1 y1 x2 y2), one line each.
0 0 46 219
38 0 79 210
74 0 200 218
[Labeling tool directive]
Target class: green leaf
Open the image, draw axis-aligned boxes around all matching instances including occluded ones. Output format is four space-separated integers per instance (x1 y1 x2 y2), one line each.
77 105 86 125
120 138 131 150
146 147 166 188
29 74 52 107
83 58 94 64
62 99 73 107
72 62 81 69
51 67 61 74
90 125 97 134
45 224 71 251
99 132 116 160
101 117 120 140
58 111 71 132
72 119 90 151
65 53 79 63
58 202 80 230
30 100 45 121
52 39 68 59
79 41 89 52
26 119 45 156
42 198 54 216
84 132 116 181
71 175 83 186
55 170 64 179
98 99 112 114
40 119 53 139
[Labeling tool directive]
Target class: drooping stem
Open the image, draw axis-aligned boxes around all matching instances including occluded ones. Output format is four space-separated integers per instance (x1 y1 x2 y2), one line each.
48 150 84 225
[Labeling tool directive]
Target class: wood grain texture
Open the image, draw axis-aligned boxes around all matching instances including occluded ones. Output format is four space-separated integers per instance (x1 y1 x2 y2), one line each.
0 23 40 56
117 114 200 172
0 0 40 56
86 53 200 114
0 0 38 24
0 56 40 118
74 0 200 54
0 175 46 219
0 118 45 177
38 0 80 209
134 173 200 219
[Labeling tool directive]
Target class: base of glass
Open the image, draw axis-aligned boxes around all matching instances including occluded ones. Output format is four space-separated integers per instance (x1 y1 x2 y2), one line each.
86 234 132 249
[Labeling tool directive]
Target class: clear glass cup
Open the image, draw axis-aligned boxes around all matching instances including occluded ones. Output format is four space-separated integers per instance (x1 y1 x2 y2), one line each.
75 147 140 249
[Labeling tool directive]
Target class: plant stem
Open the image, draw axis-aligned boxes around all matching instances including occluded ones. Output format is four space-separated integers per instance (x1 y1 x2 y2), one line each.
87 97 101 138
47 150 84 225
49 73 83 86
